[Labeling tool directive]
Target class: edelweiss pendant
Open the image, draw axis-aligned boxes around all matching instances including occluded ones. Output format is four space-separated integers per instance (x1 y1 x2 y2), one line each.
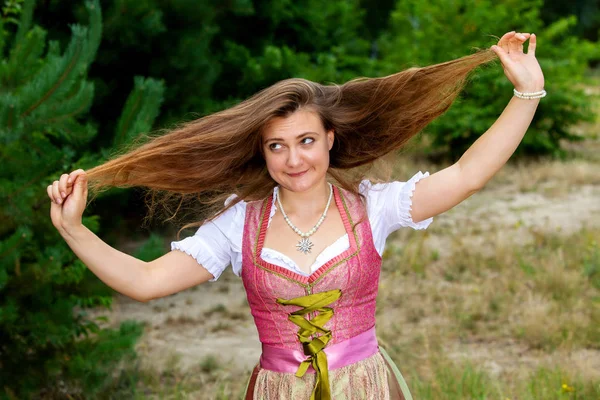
296 237 314 254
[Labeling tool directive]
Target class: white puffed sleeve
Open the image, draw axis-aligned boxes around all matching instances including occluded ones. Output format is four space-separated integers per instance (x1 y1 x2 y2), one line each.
170 196 245 282
361 171 433 254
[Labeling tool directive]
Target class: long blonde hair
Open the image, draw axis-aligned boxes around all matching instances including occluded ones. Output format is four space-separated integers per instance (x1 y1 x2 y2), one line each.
86 49 496 236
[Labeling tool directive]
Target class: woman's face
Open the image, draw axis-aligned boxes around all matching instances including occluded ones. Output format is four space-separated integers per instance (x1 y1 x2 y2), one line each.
262 108 334 193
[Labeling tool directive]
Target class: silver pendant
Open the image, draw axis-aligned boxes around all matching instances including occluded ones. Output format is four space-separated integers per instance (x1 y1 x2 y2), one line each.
296 238 314 254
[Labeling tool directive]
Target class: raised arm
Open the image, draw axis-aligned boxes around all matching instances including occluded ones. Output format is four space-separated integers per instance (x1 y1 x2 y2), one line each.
409 31 545 223
48 170 214 302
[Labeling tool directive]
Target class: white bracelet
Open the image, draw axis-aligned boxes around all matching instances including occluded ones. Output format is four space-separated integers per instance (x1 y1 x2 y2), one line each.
513 88 547 99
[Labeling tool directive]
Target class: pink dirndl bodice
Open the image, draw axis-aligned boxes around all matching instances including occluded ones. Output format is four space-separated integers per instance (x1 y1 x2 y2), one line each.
241 186 412 400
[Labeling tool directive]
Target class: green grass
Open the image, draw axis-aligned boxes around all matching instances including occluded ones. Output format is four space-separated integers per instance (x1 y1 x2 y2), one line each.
377 226 600 399
410 362 600 400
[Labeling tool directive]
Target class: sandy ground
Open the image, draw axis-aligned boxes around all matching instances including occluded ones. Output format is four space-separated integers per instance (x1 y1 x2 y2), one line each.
93 168 600 380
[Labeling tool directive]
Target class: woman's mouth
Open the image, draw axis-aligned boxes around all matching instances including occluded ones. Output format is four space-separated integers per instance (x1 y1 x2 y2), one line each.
287 170 308 177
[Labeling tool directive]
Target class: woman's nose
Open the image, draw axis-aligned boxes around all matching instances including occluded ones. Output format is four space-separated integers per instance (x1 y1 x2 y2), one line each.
286 148 302 167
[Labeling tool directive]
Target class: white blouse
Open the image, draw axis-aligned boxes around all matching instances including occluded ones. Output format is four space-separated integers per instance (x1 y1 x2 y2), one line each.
171 171 433 281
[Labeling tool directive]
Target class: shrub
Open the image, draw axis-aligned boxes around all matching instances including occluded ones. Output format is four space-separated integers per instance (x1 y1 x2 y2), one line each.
378 0 599 159
0 0 163 396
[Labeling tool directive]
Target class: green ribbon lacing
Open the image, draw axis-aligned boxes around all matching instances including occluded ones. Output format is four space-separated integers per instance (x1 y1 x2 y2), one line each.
276 289 342 400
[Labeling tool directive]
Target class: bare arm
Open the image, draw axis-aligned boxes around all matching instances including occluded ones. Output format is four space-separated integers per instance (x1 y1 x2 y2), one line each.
59 224 213 302
457 96 539 188
49 169 213 302
410 95 539 222
408 31 544 223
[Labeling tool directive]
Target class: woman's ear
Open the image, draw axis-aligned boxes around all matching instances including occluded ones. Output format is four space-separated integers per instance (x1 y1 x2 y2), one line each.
327 129 335 150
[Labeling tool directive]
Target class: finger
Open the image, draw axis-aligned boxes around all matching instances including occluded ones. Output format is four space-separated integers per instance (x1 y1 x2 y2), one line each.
47 184 55 203
508 33 522 53
58 174 69 198
518 32 530 53
497 31 514 53
52 181 62 205
72 173 88 202
491 44 513 65
528 33 537 56
49 190 62 225
497 31 515 46
67 169 85 185
66 169 85 195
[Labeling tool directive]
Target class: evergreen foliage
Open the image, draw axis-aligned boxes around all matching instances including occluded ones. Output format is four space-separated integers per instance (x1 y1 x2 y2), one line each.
540 0 600 41
35 0 376 130
113 76 165 148
35 0 599 162
0 0 164 396
378 0 599 159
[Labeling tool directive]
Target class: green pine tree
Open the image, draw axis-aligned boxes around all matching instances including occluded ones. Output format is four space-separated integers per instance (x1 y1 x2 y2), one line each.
0 0 165 396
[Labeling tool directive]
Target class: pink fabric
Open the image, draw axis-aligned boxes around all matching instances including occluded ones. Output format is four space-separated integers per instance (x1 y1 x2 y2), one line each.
259 326 379 374
241 185 383 357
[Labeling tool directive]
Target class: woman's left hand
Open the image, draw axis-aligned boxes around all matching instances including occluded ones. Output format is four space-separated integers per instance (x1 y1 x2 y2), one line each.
491 31 545 93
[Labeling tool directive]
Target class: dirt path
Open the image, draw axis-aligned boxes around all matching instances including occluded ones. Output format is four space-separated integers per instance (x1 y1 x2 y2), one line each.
428 182 600 258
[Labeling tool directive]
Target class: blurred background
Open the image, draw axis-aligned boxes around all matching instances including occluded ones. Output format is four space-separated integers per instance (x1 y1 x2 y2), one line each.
1 0 599 398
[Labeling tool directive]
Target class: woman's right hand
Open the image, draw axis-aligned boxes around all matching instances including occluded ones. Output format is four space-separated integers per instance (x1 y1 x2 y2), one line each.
47 169 88 233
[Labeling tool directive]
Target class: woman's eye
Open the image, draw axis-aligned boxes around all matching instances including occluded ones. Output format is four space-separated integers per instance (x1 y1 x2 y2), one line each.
269 143 282 151
301 137 315 145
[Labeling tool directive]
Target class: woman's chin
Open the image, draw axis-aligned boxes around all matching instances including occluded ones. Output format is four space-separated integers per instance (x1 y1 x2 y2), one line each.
283 181 310 193
280 174 328 193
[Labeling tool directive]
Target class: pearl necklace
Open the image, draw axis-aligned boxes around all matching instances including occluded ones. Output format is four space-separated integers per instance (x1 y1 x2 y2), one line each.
276 183 333 254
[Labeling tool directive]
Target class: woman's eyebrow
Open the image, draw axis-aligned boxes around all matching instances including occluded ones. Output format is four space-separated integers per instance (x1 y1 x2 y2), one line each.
264 131 318 144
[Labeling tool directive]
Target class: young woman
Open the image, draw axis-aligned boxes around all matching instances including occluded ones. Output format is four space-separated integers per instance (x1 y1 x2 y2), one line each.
47 31 544 399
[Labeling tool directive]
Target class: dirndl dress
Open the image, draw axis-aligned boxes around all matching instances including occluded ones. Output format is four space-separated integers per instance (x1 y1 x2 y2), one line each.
239 186 414 399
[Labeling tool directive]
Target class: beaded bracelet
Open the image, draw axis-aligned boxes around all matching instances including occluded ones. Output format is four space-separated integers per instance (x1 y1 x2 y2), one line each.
513 88 547 99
